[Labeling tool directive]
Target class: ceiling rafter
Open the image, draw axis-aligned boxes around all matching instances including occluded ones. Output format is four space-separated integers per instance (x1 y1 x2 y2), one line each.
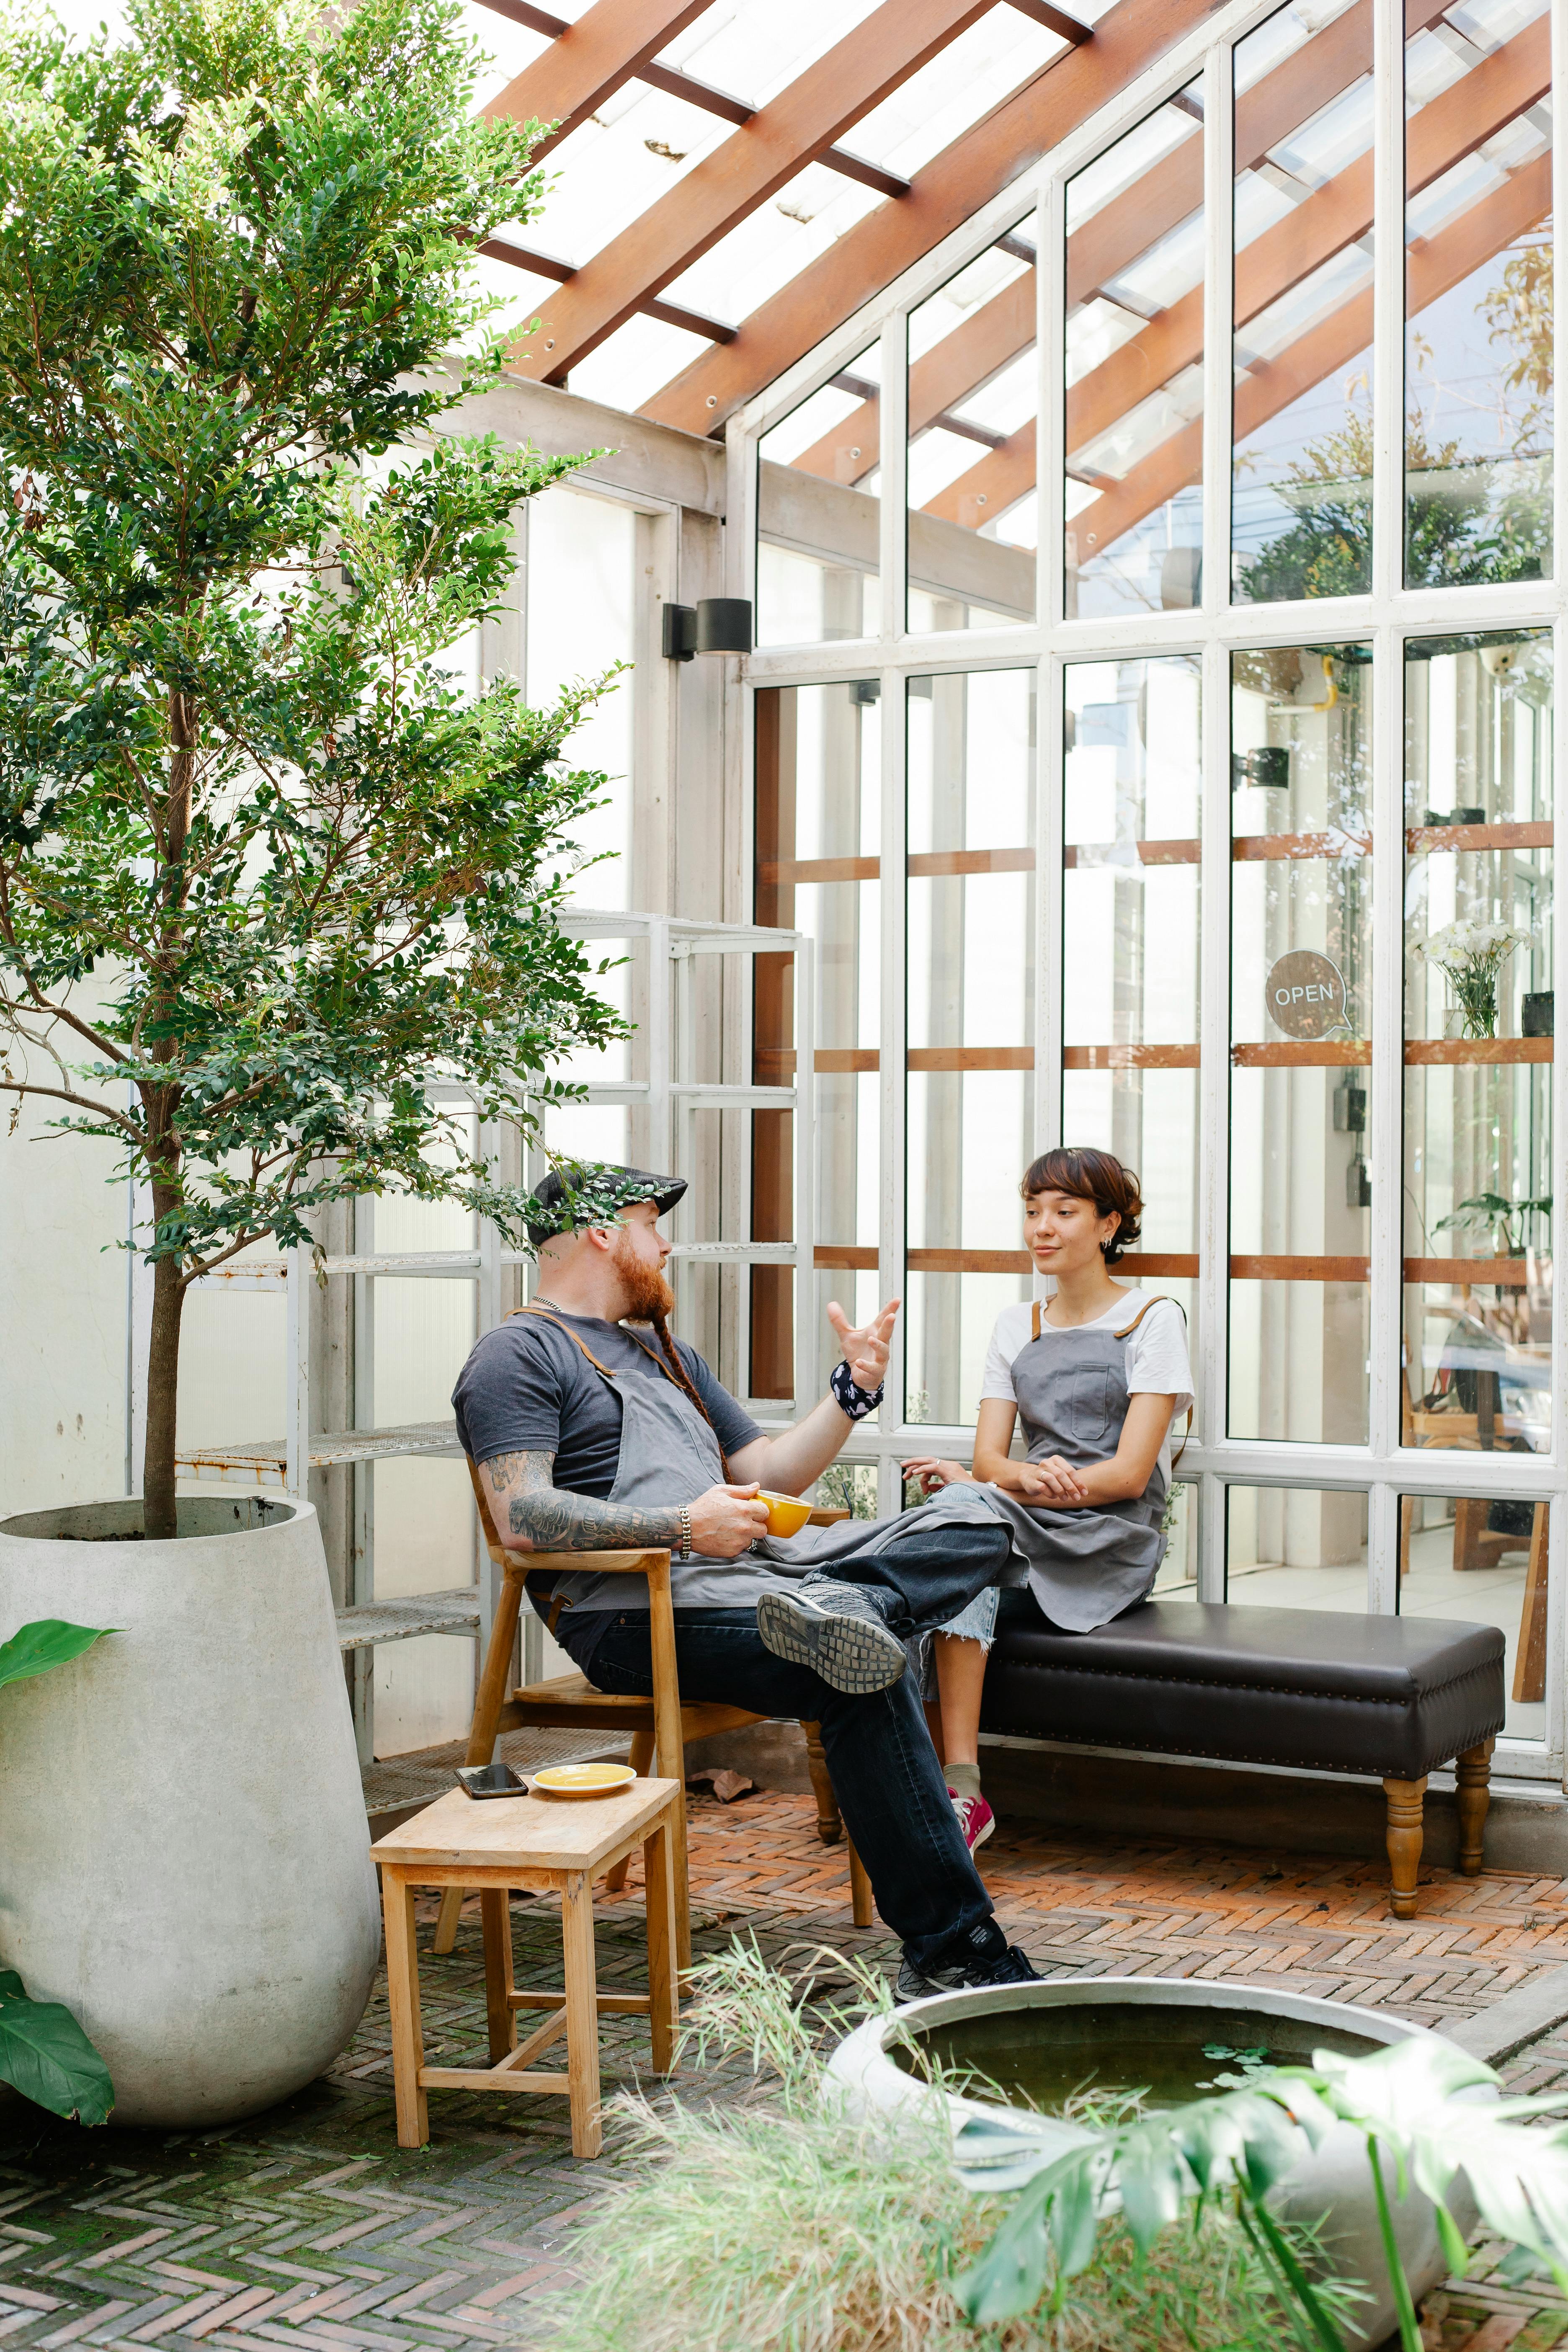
508 0 1010 384
636 0 1220 436
921 8 1548 526
475 0 913 201
479 237 737 341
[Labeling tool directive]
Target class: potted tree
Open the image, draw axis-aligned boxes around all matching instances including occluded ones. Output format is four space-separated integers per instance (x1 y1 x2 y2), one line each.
0 0 624 2123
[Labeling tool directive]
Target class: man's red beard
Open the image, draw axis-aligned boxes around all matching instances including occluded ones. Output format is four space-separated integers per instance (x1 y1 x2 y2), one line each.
612 1230 675 1324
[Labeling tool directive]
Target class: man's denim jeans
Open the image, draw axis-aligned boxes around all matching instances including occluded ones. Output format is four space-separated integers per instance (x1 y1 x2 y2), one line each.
558 1521 1011 1968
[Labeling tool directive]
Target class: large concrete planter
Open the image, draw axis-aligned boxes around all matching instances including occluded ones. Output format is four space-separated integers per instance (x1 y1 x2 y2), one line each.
828 1976 1480 2352
0 1496 379 2128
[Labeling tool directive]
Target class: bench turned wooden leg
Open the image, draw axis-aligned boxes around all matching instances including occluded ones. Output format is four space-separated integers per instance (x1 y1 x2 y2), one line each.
1456 1738 1494 1876
1383 1776 1428 1918
802 1721 843 1845
604 1729 656 1895
848 1837 873 1929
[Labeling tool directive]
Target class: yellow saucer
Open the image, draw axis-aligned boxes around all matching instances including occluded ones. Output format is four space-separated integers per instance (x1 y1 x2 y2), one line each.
531 1762 637 1800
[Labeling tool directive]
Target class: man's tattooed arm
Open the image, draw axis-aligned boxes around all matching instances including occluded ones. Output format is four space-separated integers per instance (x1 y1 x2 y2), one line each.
482 1449 682 1553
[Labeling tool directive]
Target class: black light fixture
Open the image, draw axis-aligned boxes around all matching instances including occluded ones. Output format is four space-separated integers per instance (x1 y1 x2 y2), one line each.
662 598 753 661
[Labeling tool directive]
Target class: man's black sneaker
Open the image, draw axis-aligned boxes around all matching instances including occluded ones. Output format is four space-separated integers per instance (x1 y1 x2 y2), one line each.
895 1919 1040 2003
756 1572 907 1694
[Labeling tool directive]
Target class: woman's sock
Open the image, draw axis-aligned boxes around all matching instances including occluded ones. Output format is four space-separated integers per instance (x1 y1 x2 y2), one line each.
946 1759 983 1802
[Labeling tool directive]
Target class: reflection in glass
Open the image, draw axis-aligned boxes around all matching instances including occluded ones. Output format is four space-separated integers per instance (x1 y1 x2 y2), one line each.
752 683 882 1400
1227 1485 1369 1609
1063 658 1201 1358
757 346 882 648
1400 1493 1550 1741
1404 0 1552 585
1065 85 1204 620
905 671 1036 1424
1229 646 1373 1442
1232 0 1375 601
1402 634 1553 1461
908 244 1037 632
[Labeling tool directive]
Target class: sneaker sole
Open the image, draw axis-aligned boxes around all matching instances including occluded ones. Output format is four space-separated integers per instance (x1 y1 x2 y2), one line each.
969 1813 995 1854
756 1590 907 1694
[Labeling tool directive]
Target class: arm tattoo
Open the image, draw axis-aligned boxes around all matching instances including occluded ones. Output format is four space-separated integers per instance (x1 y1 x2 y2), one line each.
492 1450 683 1553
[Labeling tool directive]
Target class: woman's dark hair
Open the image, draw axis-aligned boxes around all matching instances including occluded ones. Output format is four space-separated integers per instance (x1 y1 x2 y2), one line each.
1020 1147 1143 1267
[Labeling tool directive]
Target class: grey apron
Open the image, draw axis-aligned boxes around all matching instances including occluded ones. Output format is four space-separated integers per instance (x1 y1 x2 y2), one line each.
520 1307 1007 1618
523 1300 1176 1635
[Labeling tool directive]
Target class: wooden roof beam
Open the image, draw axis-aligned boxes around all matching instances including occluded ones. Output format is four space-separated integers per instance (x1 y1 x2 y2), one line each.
473 0 914 198
509 0 1001 383
921 9 1547 526
483 0 712 157
1063 150 1550 565
480 237 737 341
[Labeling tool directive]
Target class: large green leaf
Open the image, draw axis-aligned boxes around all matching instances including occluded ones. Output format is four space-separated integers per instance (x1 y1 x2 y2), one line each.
0 1620 113 1691
0 1982 114 2125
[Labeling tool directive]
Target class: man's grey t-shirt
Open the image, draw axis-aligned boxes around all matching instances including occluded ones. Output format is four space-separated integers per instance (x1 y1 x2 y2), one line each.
452 1312 760 1497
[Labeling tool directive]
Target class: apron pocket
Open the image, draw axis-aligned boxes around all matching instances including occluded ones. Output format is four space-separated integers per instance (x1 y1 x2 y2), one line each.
1057 1365 1115 1446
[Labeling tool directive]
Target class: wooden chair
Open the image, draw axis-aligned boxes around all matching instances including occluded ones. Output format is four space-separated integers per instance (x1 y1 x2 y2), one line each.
432 1461 872 1969
1398 1367 1549 1704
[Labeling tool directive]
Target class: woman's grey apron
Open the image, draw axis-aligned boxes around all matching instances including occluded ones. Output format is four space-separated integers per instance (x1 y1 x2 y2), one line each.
520 1299 1176 1635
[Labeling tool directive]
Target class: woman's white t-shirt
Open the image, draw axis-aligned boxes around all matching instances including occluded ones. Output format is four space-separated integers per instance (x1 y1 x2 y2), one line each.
980 1289 1194 1485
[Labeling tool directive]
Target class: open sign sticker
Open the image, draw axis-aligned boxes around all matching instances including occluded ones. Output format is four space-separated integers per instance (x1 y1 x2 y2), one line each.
1265 949 1349 1039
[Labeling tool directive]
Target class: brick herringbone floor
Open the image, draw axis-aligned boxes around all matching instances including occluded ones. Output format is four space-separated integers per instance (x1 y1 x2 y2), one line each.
4 1788 1568 2351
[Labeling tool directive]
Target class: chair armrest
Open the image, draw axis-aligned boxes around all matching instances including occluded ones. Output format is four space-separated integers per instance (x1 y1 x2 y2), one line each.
505 1548 671 1578
808 1506 852 1526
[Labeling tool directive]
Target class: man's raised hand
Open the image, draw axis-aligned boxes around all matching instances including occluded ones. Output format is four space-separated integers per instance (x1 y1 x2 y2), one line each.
826 1296 901 1394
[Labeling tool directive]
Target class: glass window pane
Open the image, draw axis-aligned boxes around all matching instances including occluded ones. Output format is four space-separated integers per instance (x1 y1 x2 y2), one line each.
1229 646 1373 1441
1400 1492 1550 1741
1404 0 1552 585
752 682 882 1403
1232 0 1375 602
757 347 882 649
908 243 1037 632
1065 85 1204 620
1402 632 1554 1458
1227 1485 1369 1609
905 669 1036 1424
1063 656 1202 1361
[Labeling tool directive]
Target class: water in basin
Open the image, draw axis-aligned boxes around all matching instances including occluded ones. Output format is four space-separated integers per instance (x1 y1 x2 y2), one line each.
892 2000 1385 2112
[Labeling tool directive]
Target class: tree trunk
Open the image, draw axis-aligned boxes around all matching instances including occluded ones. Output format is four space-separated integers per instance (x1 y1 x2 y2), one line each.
142 1236 185 1542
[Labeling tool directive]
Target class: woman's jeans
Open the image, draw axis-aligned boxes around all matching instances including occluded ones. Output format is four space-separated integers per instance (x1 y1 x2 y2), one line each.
557 1520 1012 1970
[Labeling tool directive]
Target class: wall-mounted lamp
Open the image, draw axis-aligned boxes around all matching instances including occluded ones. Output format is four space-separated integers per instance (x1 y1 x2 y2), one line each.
662 598 754 661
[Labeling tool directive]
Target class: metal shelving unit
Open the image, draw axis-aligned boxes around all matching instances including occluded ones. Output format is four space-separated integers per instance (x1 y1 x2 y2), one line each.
170 910 815 1766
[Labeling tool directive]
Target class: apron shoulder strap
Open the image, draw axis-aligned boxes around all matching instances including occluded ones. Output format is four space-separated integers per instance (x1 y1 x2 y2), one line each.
1109 1295 1193 1472
505 1303 618 1380
1031 1299 1041 1342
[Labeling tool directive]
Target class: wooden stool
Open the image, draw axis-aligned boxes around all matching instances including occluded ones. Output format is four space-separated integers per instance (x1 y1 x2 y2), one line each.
375 1777 681 2158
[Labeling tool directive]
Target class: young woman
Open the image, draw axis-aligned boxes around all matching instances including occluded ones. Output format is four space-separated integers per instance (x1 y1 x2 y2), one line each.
903 1147 1192 1853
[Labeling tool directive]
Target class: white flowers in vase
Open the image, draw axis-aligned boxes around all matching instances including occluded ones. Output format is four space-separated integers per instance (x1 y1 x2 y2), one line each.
1416 917 1532 1038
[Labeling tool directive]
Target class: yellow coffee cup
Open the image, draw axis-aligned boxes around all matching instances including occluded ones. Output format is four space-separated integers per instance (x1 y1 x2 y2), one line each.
757 1489 812 1538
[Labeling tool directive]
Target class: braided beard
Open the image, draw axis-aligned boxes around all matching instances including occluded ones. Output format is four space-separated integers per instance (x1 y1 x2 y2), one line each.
611 1230 676 1326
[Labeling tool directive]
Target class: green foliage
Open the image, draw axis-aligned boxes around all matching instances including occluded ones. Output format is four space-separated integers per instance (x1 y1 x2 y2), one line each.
1434 1192 1553 1254
546 1941 1355 2352
0 1970 115 2125
0 1617 113 1689
0 0 631 1509
0 1622 116 2123
958 2029 1568 2352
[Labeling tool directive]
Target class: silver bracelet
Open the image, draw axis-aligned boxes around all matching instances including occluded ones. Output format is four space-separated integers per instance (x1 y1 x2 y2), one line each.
677 1505 692 1560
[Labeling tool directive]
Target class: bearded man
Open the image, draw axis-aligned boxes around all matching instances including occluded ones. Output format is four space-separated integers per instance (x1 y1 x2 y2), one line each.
451 1162 1036 1998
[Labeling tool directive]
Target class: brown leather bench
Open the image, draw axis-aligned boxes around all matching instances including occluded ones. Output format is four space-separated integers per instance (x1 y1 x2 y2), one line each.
979 1601 1506 1916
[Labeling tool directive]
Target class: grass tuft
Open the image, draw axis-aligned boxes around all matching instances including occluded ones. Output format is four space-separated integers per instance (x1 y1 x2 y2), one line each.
544 1941 1361 2352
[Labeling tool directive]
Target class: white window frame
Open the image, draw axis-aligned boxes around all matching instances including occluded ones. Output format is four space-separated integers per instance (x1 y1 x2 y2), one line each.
732 0 1568 1782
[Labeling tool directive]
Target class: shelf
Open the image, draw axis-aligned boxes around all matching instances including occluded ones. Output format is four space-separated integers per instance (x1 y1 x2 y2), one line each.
336 1591 480 1651
191 1251 482 1293
176 1421 462 1485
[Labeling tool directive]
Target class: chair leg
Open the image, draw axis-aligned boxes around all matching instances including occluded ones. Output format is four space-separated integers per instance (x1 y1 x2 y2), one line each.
604 1729 656 1895
1456 1739 1494 1876
561 1870 603 2159
643 1812 678 2075
848 1836 873 1929
801 1720 842 1845
382 1870 429 2148
480 1888 516 2063
1383 1776 1428 1919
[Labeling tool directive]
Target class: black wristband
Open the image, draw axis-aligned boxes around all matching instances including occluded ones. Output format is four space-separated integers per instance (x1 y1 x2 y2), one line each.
830 1358 884 1421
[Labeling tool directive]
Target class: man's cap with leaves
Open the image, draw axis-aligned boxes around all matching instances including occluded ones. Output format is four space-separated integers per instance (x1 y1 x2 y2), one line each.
526 1163 687 1244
